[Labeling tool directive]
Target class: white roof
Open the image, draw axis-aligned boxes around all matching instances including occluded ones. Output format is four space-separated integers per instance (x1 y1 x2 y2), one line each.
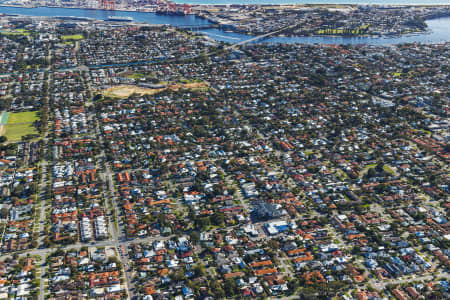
106 284 122 293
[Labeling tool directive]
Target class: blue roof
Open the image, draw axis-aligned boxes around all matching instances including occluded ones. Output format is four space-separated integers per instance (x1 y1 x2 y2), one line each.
183 286 194 296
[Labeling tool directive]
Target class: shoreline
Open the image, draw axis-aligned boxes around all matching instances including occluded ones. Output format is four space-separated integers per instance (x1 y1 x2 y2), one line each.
0 4 156 13
2 3 450 10
171 1 450 5
201 8 448 39
0 4 449 44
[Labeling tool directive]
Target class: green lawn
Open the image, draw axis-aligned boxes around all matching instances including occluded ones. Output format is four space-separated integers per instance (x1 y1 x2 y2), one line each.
362 163 377 172
61 34 84 41
126 73 146 80
317 29 345 35
0 29 30 36
3 111 39 141
179 78 203 84
359 163 377 178
7 111 39 124
383 164 395 175
304 149 314 156
5 123 37 141
335 169 349 179
317 24 370 36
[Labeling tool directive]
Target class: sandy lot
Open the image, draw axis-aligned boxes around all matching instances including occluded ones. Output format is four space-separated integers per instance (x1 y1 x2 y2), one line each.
103 82 209 98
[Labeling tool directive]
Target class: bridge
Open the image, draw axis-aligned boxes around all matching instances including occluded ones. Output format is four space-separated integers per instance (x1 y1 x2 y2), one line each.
177 24 218 30
231 23 298 48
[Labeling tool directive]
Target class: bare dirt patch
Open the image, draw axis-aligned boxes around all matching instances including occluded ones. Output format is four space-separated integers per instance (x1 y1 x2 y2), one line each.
103 85 164 98
103 82 209 98
170 82 208 90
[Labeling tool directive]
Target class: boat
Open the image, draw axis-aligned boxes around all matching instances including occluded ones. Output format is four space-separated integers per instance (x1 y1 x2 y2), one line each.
107 16 133 22
55 16 94 21
156 10 185 16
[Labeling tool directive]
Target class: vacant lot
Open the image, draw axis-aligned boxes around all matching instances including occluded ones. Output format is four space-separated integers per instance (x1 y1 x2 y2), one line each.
104 85 164 98
103 82 209 98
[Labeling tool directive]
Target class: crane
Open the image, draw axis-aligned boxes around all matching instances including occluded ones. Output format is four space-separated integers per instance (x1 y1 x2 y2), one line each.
99 0 115 10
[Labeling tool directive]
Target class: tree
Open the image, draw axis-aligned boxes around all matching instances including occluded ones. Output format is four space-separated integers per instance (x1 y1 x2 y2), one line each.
267 239 279 251
375 162 384 173
12 185 24 197
189 231 200 244
193 264 207 277
195 216 211 230
444 143 450 152
210 280 225 298
0 136 6 143
374 183 388 194
212 212 225 226
367 167 377 178
0 207 8 219
93 94 102 101
214 287 226 299
223 278 236 297
170 269 185 282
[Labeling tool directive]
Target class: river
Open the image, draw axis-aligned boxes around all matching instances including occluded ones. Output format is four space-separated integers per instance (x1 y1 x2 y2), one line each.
0 6 212 26
200 17 450 44
0 5 449 44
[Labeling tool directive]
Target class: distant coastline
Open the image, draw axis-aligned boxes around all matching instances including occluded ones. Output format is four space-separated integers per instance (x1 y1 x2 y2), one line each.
0 4 153 13
171 0 450 5
0 4 449 44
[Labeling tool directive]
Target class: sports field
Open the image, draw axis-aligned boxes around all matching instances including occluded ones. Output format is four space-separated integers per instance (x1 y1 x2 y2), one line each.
2 111 39 142
4 123 37 141
61 34 84 40
0 29 30 36
7 111 39 124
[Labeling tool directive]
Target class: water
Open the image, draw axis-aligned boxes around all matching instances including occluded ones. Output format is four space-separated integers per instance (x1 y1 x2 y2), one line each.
0 6 211 26
0 5 449 44
174 0 450 4
199 17 450 44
